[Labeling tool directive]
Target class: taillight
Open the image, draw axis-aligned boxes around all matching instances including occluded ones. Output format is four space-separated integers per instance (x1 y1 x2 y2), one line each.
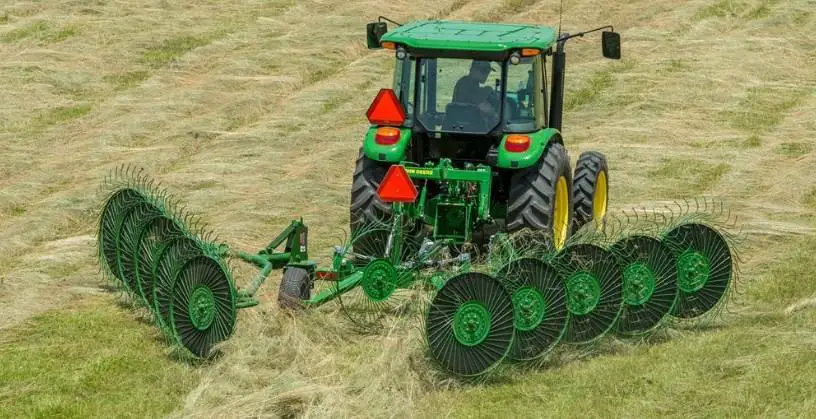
375 127 401 145
315 271 337 280
505 134 531 152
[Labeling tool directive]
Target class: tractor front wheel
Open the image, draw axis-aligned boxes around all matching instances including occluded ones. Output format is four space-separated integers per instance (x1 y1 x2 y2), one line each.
506 142 573 250
572 151 609 231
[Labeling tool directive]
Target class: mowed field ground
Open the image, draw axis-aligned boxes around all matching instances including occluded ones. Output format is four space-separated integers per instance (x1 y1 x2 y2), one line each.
1 0 815 417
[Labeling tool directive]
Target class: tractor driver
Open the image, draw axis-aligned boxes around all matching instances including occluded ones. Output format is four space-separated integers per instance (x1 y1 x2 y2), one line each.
452 60 498 117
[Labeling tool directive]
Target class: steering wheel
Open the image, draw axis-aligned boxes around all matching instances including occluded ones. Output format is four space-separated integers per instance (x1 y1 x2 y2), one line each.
486 89 501 108
505 97 519 121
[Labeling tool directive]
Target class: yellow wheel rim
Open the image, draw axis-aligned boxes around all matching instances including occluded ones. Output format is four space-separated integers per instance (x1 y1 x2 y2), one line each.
553 176 569 250
593 170 608 226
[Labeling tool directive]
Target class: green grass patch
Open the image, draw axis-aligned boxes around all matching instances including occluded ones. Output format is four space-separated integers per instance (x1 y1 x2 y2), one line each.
564 71 614 111
695 0 744 19
222 99 265 131
695 0 780 20
304 66 338 85
746 236 816 306
49 26 78 42
650 158 731 194
104 71 150 90
721 87 806 134
1 21 79 43
803 188 816 209
660 58 690 73
322 95 346 112
34 104 92 126
432 0 470 18
142 33 223 68
745 4 773 20
792 10 811 25
775 142 812 157
0 13 9 24
477 0 538 20
1 21 49 42
0 297 199 417
8 204 26 216
743 135 762 148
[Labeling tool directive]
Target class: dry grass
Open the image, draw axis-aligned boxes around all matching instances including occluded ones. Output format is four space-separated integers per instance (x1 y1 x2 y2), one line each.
1 0 815 416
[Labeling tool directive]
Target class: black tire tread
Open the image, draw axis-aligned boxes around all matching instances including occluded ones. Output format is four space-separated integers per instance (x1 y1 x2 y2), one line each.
506 142 573 237
349 148 391 228
572 151 609 231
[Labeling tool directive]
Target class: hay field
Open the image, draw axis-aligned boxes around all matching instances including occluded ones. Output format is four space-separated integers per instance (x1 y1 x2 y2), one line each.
1 0 815 417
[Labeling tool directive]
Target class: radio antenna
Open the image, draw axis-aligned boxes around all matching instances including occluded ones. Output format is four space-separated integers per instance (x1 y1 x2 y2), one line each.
557 0 564 39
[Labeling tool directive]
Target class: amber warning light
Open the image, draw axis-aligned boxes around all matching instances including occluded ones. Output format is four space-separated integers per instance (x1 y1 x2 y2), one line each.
367 88 406 126
376 165 418 203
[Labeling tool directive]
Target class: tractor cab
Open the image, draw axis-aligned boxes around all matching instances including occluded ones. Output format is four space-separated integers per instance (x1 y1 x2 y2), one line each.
367 20 555 166
394 53 542 135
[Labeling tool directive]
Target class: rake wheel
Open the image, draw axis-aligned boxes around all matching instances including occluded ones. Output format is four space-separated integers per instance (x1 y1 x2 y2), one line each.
425 272 515 377
555 243 623 344
610 235 678 336
134 215 184 307
497 258 568 361
664 223 732 319
152 237 202 334
169 254 236 358
116 202 161 297
333 221 422 330
99 188 146 284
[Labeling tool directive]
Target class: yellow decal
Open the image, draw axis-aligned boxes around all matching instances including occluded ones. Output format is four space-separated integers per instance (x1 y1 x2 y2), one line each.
405 168 434 176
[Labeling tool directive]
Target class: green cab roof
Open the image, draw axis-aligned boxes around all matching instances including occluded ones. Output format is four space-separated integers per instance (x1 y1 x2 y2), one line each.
380 20 557 52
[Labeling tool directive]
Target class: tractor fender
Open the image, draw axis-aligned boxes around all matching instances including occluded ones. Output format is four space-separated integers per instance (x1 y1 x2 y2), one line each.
496 128 562 170
362 126 412 163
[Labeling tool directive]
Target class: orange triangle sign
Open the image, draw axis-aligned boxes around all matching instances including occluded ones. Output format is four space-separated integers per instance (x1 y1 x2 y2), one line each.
377 165 418 203
366 88 406 126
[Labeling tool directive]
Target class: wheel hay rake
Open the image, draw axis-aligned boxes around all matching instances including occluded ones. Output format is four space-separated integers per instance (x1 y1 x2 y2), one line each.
95 166 234 356
418 199 743 379
95 165 742 378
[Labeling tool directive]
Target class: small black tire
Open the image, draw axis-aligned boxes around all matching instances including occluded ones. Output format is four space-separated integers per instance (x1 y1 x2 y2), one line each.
278 267 312 310
506 142 574 249
572 151 609 231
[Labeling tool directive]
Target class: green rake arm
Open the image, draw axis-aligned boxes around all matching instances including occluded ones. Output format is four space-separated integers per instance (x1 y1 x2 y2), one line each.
223 195 473 311
230 219 311 308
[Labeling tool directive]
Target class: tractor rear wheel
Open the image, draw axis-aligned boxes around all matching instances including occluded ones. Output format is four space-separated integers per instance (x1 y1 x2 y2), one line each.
506 142 573 250
348 148 424 255
350 148 391 229
572 151 609 231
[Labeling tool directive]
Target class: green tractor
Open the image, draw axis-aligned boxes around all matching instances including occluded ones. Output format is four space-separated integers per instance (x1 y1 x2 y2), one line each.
352 18 620 250
96 17 737 379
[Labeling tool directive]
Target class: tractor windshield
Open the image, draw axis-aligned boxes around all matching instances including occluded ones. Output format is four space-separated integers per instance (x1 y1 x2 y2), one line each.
393 55 538 135
419 58 502 134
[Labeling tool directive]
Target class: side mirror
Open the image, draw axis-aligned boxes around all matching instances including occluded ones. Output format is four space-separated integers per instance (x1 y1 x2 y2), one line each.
367 22 388 49
601 31 621 59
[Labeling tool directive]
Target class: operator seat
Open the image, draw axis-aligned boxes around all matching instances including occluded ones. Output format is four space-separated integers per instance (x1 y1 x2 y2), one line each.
442 102 489 133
